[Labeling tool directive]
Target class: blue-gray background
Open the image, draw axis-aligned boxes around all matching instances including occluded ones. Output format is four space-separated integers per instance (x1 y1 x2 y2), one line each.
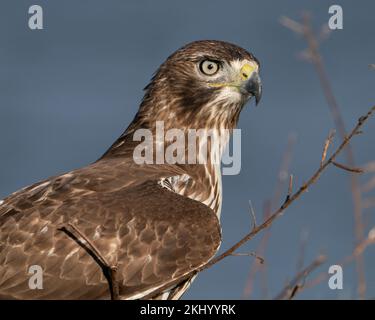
0 0 374 299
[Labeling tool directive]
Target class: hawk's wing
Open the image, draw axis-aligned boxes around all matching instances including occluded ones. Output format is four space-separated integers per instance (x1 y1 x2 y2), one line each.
0 159 221 299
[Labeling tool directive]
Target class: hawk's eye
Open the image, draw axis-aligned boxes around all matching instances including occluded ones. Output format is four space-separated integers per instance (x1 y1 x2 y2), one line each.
199 60 220 76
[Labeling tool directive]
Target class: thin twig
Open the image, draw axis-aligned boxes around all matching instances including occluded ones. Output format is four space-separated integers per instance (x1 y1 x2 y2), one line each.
275 255 327 300
243 134 296 299
321 130 335 166
66 223 109 266
59 223 120 300
332 161 364 174
285 174 294 203
242 200 272 299
280 16 304 34
230 252 265 264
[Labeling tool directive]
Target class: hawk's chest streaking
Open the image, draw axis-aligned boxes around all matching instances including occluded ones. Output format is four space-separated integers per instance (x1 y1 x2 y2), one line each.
156 124 234 220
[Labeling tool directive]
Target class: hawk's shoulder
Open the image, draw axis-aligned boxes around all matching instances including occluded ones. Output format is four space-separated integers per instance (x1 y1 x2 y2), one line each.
0 158 221 299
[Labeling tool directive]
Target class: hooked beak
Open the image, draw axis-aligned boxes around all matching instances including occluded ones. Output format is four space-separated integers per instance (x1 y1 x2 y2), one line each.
243 72 262 105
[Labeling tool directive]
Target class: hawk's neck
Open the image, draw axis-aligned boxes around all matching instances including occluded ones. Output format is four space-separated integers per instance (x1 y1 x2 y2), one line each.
101 123 231 218
100 92 242 218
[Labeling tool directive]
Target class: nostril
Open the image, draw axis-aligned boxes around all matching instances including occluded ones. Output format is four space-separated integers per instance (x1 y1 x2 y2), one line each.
242 73 248 79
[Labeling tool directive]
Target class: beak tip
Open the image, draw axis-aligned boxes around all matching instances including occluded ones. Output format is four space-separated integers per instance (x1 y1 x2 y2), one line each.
244 72 262 106
255 88 262 106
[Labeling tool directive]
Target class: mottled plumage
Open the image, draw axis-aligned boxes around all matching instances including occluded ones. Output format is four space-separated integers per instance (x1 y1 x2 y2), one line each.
0 40 261 299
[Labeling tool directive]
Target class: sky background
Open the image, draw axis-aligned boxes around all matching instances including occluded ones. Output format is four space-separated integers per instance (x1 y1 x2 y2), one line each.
0 0 374 299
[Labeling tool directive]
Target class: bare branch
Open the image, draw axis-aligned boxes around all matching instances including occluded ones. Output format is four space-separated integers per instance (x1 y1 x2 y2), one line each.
279 16 304 34
230 252 265 264
286 174 294 203
275 255 327 300
321 129 335 166
59 223 120 300
198 105 375 273
332 161 364 174
66 223 109 267
243 200 272 299
243 134 296 299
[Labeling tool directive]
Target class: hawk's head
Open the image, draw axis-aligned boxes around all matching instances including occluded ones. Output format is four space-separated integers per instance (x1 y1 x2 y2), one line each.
133 40 262 131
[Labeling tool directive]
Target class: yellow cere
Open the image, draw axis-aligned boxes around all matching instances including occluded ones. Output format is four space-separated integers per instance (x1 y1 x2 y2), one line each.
240 63 257 81
208 61 258 89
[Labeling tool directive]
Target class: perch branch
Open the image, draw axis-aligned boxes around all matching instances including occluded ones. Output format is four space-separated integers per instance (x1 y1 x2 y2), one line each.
144 106 375 299
59 223 120 300
197 105 375 273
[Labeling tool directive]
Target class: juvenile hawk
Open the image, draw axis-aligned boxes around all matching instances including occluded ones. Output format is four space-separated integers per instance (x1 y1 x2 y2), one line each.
0 40 261 299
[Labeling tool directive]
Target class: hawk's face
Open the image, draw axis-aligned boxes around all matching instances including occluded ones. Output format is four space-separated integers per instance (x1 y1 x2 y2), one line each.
137 40 262 130
165 41 261 105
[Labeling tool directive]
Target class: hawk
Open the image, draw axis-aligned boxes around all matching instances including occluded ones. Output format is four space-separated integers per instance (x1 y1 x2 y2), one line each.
0 40 261 299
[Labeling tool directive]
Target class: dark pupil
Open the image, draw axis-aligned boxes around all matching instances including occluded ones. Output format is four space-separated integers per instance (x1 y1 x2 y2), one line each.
208 64 213 69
